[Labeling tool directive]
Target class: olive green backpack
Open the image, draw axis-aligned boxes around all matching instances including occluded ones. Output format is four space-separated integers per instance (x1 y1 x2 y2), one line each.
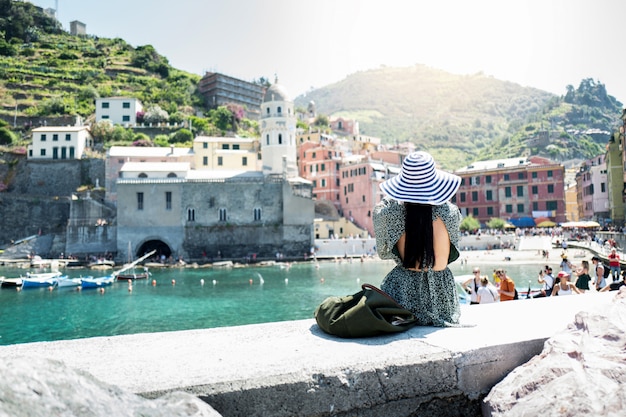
315 284 417 338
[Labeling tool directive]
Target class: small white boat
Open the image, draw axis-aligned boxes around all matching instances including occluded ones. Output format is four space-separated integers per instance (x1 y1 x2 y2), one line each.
212 260 234 268
30 256 53 268
1 277 22 288
25 271 63 280
88 259 115 269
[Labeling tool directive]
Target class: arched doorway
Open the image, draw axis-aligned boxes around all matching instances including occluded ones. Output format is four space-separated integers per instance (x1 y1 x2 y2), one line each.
137 239 172 261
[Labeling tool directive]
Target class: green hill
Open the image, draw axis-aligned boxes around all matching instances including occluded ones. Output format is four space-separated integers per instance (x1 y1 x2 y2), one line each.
0 0 202 126
295 66 623 170
489 79 623 164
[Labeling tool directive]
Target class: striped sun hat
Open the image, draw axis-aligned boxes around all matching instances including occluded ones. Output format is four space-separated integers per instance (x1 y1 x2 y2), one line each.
379 151 461 205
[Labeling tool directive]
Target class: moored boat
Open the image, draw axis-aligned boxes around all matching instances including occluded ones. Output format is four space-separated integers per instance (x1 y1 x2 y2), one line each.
1 277 23 288
25 271 63 280
80 275 115 288
116 269 150 281
21 271 63 288
88 259 115 270
57 276 83 288
112 250 156 281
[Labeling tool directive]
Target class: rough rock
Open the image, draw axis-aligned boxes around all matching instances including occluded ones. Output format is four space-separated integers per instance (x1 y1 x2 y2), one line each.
483 288 626 416
0 356 221 417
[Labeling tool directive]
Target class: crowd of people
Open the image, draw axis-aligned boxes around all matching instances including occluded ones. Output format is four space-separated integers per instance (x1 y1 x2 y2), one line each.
462 249 626 305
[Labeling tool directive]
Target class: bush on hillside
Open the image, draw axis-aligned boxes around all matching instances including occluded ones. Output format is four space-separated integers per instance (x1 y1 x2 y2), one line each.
110 126 135 143
170 128 192 144
0 127 15 145
144 105 169 124
132 138 154 147
131 45 170 78
0 37 17 56
90 120 114 142
208 106 234 132
153 135 170 147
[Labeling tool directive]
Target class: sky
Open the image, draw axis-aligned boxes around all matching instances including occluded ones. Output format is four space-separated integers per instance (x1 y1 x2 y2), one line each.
31 0 626 105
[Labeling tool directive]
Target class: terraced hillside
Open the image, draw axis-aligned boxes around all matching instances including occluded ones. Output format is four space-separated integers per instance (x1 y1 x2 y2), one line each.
0 32 202 124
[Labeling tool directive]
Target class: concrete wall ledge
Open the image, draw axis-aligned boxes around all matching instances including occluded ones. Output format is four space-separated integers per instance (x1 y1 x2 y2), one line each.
0 293 613 417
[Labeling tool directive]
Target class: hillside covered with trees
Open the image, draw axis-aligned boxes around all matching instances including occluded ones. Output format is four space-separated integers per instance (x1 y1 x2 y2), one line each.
295 67 623 170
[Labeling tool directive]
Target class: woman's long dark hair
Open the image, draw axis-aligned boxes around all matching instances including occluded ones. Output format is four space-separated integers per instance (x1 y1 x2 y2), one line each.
403 202 434 269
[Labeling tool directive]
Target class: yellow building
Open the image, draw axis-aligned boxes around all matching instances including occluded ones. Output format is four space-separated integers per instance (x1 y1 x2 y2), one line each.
314 217 369 240
193 136 261 171
564 182 579 221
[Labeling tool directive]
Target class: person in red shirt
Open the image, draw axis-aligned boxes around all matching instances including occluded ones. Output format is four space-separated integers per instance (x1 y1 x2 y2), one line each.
608 248 620 282
496 269 516 301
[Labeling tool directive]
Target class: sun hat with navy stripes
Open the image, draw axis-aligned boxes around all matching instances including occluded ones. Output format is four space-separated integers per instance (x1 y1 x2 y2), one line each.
379 151 461 205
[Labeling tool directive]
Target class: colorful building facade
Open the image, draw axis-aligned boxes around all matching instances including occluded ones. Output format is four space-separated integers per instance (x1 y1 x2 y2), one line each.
453 156 566 226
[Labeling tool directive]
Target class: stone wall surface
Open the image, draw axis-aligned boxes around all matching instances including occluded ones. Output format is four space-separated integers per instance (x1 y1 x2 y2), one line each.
0 195 69 248
0 156 105 248
0 292 619 417
183 223 311 260
483 289 626 417
11 158 104 196
0 356 222 417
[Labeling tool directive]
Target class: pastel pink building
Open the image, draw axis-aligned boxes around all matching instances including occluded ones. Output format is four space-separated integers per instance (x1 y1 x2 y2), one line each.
298 141 344 212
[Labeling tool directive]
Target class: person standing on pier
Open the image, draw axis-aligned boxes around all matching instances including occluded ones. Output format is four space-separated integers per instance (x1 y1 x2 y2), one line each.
592 256 607 291
608 248 620 282
574 260 592 293
374 151 463 327
462 268 482 305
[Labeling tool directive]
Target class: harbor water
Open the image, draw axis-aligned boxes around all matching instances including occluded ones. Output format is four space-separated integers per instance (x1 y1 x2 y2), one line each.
1 259 549 345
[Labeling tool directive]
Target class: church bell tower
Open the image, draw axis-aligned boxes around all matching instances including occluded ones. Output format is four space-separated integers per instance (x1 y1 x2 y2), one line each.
260 81 297 177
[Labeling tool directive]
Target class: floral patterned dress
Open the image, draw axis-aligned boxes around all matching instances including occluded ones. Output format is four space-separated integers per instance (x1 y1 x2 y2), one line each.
373 197 462 327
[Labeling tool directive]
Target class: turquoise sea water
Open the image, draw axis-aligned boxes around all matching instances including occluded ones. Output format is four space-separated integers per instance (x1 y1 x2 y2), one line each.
0 259 543 345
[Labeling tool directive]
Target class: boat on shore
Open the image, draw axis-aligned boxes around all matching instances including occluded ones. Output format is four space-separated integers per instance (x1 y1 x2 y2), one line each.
212 260 234 268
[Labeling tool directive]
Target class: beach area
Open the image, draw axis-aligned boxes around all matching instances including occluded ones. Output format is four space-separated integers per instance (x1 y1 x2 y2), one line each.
457 247 591 267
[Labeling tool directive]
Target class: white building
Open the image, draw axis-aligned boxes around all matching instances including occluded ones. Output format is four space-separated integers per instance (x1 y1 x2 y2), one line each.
28 126 93 160
105 145 194 204
260 83 298 177
119 162 190 179
95 97 143 126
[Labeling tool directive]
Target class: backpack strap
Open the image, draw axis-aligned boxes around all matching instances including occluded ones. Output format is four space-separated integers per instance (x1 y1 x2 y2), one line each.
361 284 404 308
